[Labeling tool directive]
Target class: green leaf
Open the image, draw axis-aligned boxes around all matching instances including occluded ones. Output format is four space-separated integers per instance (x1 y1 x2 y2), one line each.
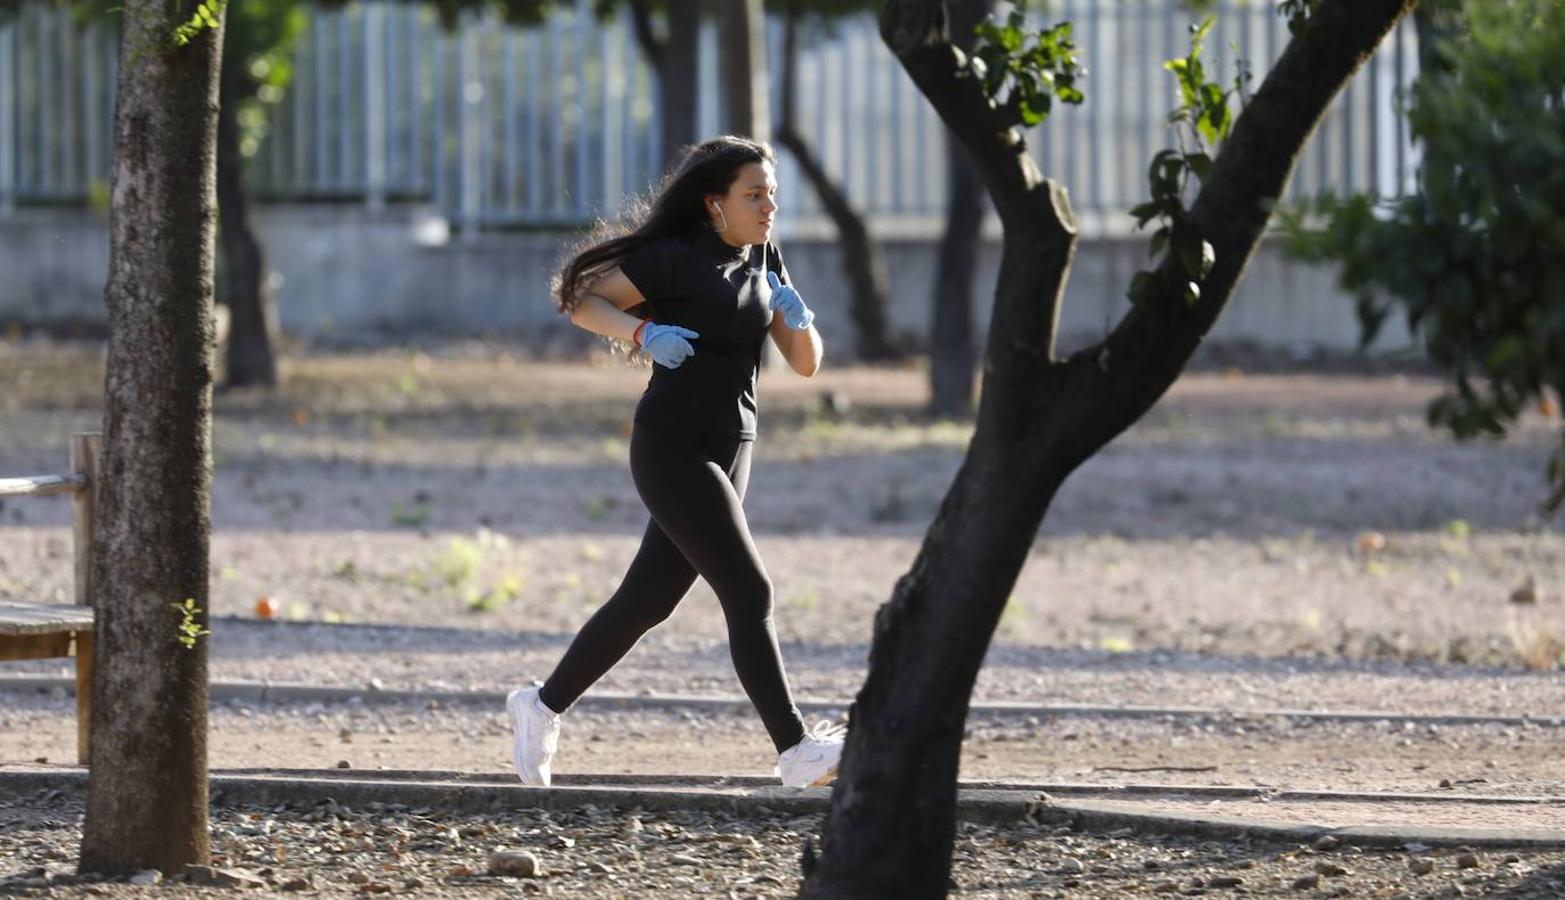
1190 15 1215 45
1148 149 1181 188
1000 24 1024 52
1186 152 1214 180
1130 201 1162 226
1184 281 1202 306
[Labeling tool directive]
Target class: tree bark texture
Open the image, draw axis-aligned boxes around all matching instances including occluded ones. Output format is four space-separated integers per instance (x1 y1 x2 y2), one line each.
775 4 903 362
926 0 989 417
216 56 276 388
718 0 769 140
628 0 702 174
799 1 1415 896
78 0 221 877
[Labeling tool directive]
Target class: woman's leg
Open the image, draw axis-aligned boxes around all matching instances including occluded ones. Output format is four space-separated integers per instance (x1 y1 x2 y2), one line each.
539 516 698 714
631 430 807 754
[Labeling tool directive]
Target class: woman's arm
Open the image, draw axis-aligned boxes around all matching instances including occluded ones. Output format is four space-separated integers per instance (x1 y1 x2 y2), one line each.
567 267 648 343
769 314 824 377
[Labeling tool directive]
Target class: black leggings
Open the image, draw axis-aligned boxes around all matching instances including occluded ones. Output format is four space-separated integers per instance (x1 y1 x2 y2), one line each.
539 424 807 754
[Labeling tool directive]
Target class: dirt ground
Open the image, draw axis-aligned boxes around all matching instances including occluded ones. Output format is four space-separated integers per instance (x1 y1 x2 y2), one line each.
2 342 1561 669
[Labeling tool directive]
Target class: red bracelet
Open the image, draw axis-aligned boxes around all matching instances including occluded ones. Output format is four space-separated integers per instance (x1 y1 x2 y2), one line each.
632 320 649 347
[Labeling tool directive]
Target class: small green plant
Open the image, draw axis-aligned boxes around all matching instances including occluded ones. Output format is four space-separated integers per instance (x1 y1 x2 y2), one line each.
583 496 615 522
468 572 524 613
998 593 1027 635
433 536 483 589
390 500 430 528
171 597 210 650
792 590 821 613
1098 635 1134 654
170 0 227 47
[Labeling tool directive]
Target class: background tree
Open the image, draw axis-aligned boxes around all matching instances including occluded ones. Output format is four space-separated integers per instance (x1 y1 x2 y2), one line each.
775 0 906 361
624 0 703 170
925 0 992 415
1282 0 1565 512
217 0 554 386
719 0 771 139
76 0 224 875
797 0 1414 895
213 2 305 387
3 0 557 390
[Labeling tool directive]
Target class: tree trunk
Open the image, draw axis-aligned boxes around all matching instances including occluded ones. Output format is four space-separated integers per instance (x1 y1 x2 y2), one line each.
799 1 1414 896
775 4 902 362
628 0 701 173
927 0 989 417
718 0 768 140
78 0 220 877
663 0 700 164
217 56 276 389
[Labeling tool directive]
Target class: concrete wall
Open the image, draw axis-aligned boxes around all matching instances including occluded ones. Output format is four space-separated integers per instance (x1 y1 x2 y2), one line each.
0 205 1411 355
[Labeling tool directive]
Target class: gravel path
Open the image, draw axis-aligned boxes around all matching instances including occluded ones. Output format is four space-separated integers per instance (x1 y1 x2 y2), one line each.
6 687 1565 798
7 792 1565 897
9 616 1563 719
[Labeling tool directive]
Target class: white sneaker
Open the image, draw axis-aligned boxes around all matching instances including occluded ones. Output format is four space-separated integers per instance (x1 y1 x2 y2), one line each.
775 722 846 788
506 682 561 786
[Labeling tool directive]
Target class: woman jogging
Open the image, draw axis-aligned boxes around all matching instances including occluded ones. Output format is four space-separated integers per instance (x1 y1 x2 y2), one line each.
506 136 845 789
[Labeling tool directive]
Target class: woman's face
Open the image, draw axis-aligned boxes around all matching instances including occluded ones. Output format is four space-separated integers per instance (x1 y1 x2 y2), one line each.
708 161 778 246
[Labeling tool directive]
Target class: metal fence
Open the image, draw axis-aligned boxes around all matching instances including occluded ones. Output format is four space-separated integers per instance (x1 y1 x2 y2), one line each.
0 0 1420 236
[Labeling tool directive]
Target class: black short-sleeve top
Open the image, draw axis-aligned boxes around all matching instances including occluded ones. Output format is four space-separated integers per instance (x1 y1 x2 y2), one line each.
616 227 793 440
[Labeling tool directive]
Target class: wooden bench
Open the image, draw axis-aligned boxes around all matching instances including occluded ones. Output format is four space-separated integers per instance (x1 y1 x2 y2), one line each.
0 433 99 764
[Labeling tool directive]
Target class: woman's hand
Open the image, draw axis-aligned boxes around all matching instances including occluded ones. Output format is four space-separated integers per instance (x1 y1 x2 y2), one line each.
767 272 815 330
640 322 700 369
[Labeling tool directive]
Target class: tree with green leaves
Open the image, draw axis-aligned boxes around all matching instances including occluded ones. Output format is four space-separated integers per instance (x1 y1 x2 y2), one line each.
797 1 1414 895
1282 0 1565 512
76 0 223 875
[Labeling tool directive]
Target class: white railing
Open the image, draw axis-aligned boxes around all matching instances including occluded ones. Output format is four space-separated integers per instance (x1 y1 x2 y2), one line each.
0 0 1419 236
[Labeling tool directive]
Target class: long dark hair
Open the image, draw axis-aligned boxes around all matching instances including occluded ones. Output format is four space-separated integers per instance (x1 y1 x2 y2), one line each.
552 135 776 320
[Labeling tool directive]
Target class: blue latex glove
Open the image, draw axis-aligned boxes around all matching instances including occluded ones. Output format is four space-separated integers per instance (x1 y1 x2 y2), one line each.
767 271 814 330
640 322 699 369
